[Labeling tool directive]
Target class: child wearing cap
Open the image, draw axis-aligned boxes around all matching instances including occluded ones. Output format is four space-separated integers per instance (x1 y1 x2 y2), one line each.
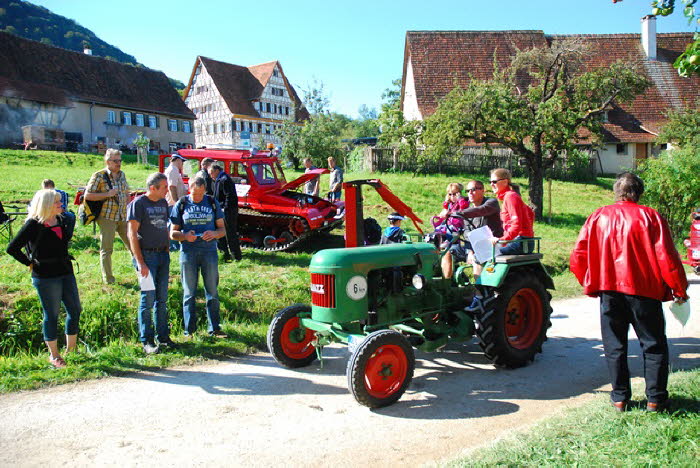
380 212 406 244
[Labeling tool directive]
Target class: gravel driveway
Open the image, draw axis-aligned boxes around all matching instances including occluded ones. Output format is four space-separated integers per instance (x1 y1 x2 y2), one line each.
1 278 698 467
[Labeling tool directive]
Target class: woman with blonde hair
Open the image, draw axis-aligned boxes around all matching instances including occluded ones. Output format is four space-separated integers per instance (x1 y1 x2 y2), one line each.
489 168 534 255
6 189 81 368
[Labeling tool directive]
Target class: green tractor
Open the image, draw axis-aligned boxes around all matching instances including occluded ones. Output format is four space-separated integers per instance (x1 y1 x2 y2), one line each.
267 180 553 408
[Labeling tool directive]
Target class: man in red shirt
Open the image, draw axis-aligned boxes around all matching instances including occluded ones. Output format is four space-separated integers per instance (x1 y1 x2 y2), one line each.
570 172 688 412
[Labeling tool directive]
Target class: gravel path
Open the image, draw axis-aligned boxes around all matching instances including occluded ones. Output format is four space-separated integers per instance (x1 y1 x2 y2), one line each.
1 278 698 467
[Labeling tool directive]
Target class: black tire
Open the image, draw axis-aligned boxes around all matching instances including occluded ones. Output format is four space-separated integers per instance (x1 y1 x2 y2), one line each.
346 330 415 408
475 273 552 368
267 304 317 368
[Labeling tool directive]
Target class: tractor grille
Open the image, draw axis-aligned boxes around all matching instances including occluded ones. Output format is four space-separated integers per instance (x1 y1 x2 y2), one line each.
311 273 335 308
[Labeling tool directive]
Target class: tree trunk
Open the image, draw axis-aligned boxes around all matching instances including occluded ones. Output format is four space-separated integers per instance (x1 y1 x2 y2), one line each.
528 160 544 221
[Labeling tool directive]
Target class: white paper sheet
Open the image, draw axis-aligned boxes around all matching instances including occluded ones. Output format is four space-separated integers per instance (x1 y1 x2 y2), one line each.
138 270 155 291
466 226 498 263
668 300 690 327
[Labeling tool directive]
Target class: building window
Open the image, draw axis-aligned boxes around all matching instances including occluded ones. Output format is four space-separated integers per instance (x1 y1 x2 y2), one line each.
122 111 132 125
258 123 263 133
169 142 178 152
182 121 191 133
285 107 289 115
266 103 271 113
273 69 279 77
107 110 116 124
168 119 178 132
148 115 158 128
209 124 215 134
616 143 626 154
135 113 145 126
265 125 271 135
248 122 254 132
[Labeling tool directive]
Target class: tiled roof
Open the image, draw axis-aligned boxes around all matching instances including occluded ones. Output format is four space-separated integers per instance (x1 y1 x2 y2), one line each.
403 30 699 143
191 57 309 121
0 31 195 118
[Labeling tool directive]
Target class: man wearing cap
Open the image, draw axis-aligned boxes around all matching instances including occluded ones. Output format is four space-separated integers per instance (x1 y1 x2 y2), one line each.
381 212 406 244
165 154 188 207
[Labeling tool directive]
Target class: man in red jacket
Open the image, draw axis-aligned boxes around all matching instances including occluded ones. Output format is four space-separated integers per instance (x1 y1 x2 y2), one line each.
570 172 688 412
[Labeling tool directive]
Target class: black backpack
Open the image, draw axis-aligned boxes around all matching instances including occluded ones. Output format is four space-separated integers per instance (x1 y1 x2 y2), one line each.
363 217 382 245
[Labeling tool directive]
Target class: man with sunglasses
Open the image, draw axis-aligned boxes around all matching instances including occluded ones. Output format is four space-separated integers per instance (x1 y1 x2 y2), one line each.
85 148 132 284
441 180 503 278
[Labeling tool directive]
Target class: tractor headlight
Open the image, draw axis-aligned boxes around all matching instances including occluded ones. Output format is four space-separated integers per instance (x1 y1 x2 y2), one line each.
412 274 426 290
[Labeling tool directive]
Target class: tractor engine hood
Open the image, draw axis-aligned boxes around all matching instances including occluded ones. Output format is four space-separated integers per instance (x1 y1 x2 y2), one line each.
279 168 330 192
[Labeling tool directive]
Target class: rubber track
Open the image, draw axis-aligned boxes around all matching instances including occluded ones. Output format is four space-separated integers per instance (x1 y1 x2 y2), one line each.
238 209 313 252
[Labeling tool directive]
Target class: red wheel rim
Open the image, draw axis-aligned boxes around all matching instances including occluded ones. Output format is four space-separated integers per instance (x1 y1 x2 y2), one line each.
504 288 543 349
363 344 408 399
280 318 315 359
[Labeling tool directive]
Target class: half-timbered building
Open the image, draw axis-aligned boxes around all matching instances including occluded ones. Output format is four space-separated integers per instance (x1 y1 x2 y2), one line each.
183 56 308 149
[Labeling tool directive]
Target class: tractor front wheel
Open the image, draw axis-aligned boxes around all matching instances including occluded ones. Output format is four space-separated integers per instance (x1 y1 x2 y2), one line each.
476 274 552 368
347 330 415 408
267 304 317 368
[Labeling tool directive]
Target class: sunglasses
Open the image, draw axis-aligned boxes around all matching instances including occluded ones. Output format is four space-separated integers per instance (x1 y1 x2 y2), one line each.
490 178 506 184
467 187 483 192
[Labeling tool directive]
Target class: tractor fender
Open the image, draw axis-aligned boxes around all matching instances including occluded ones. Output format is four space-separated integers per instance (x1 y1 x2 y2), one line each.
477 262 554 290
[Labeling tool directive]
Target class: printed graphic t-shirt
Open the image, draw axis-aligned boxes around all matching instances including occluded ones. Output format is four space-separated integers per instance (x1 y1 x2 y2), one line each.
127 195 170 250
169 195 223 252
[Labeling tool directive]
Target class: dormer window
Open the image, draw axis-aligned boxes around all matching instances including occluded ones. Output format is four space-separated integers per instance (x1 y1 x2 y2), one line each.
273 69 279 77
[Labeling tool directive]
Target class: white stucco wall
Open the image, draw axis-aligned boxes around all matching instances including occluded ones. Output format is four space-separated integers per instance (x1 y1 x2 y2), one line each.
402 57 422 121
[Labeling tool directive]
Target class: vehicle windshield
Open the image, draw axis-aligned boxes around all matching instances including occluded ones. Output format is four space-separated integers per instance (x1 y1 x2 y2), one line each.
275 162 287 184
250 163 279 185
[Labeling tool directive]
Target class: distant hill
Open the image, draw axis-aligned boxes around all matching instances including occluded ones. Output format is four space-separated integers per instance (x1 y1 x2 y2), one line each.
0 0 186 90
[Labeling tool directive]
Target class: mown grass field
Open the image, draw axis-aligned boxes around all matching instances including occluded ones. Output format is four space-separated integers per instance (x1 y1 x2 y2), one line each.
1 148 618 391
453 369 700 467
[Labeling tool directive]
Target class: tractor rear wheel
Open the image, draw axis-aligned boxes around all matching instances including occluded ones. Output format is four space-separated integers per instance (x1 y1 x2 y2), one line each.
475 274 552 368
347 330 415 408
267 304 317 368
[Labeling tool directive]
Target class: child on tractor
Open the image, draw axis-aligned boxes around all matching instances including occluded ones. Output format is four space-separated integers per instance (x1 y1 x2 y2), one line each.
380 212 406 244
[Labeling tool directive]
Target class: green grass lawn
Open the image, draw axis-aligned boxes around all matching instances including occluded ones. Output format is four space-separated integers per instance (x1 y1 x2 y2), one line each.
452 369 700 467
0 148 621 392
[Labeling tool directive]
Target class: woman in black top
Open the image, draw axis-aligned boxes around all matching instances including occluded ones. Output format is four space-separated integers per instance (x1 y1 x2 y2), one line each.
7 189 82 368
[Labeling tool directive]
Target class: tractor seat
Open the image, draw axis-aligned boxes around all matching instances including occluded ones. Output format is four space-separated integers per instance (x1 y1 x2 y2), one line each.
494 253 543 264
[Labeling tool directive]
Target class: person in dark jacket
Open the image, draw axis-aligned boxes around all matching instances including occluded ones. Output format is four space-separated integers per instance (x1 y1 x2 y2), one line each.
6 189 81 368
380 213 406 244
208 164 242 262
570 172 689 413
195 157 215 195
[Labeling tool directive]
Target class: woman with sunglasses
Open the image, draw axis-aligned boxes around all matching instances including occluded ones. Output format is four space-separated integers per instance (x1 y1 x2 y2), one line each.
489 168 534 255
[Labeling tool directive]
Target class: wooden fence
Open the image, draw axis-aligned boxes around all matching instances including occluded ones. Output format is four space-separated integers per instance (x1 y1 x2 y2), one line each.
361 146 597 181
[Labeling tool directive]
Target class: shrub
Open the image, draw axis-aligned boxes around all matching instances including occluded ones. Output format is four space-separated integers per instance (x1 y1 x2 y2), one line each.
638 147 700 240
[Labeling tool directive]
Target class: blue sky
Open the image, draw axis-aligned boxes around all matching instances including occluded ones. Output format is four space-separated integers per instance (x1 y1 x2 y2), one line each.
30 0 695 117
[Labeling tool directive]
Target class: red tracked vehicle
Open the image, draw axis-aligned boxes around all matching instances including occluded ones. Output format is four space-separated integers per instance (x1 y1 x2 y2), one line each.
159 149 344 251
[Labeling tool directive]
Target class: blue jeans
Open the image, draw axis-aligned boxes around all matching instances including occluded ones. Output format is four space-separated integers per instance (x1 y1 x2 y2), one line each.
499 236 535 255
136 251 171 343
32 274 82 341
180 249 221 334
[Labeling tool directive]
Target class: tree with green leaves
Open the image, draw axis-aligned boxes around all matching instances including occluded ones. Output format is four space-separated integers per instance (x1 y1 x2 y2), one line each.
377 78 422 169
422 40 650 219
275 81 343 170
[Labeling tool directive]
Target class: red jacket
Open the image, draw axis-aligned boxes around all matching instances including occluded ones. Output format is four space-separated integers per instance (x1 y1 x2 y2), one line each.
569 201 688 301
498 189 534 241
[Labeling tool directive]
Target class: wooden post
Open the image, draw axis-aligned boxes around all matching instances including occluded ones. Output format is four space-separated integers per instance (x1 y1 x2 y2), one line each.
547 177 552 224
